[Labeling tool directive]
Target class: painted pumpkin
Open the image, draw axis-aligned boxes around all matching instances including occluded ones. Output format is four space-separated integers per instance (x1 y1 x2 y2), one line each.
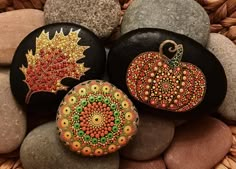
126 40 206 112
108 28 227 118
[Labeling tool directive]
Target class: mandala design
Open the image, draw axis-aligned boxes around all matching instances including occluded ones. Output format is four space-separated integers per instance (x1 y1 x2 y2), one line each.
126 40 206 112
57 80 139 156
20 29 89 104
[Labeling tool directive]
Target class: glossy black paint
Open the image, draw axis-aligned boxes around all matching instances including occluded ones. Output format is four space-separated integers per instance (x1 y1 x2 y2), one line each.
108 28 227 119
10 23 106 114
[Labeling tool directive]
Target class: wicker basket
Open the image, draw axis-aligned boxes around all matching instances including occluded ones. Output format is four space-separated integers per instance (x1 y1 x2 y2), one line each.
0 0 45 12
0 150 22 169
0 0 235 169
195 0 236 44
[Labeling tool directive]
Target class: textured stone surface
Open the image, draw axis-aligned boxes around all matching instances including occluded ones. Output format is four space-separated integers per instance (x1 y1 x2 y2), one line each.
120 157 166 169
121 0 210 46
207 33 236 121
0 9 45 65
0 72 26 154
20 122 120 169
121 113 174 161
44 0 121 38
164 117 232 169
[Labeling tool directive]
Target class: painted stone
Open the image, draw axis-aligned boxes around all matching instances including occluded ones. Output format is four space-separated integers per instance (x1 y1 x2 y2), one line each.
119 157 166 169
207 33 236 121
44 0 121 38
0 9 45 65
126 40 206 112
108 28 227 118
0 72 27 154
20 122 120 169
120 112 174 160
57 80 139 156
10 23 106 114
121 0 210 46
164 117 232 169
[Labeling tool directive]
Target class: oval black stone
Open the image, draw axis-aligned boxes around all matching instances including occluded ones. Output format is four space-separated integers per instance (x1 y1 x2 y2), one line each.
10 23 106 114
107 28 227 119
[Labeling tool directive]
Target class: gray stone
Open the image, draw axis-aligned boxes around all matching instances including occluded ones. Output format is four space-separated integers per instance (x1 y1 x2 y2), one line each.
164 117 232 169
207 33 236 121
44 0 121 38
121 0 210 46
0 72 26 154
120 113 175 161
20 122 120 169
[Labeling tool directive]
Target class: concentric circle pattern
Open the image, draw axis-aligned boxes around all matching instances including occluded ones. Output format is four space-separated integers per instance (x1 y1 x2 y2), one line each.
57 80 139 156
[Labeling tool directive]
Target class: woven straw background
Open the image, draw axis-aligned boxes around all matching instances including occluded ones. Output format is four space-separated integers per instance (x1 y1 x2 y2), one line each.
0 0 235 168
196 0 236 44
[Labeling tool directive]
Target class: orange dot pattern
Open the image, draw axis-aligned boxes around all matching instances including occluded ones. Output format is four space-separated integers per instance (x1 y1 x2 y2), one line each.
126 51 206 112
57 80 139 156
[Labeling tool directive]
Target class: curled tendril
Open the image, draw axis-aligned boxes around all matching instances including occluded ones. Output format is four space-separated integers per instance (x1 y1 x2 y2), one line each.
159 40 179 57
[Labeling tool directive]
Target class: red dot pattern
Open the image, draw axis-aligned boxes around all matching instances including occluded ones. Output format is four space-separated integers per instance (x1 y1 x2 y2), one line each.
126 52 206 112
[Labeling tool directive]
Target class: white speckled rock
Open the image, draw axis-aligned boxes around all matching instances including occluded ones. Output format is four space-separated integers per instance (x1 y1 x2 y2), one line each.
207 33 236 121
0 9 45 65
20 122 120 169
121 0 210 46
44 0 121 38
164 117 232 169
0 72 26 154
120 112 175 161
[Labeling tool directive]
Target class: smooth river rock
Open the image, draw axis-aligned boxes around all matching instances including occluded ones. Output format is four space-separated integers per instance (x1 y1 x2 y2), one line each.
0 72 26 154
10 23 106 114
0 9 45 65
44 0 121 38
20 122 120 169
120 112 175 161
121 0 210 46
207 33 236 121
120 157 166 169
164 117 232 169
108 28 227 118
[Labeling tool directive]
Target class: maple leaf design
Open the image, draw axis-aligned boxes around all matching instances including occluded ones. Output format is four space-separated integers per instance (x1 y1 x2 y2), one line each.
20 29 90 104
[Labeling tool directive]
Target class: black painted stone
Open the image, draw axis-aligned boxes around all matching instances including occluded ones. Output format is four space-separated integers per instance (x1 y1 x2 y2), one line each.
107 28 227 119
10 23 106 114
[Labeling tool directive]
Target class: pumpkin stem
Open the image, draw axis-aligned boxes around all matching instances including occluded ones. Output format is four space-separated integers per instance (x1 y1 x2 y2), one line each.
159 40 184 67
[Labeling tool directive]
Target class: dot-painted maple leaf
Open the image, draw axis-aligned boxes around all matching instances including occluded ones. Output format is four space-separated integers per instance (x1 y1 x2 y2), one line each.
20 29 90 104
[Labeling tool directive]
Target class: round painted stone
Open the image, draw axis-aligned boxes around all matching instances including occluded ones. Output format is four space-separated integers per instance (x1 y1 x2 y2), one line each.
121 0 210 46
44 0 121 38
10 23 106 114
57 80 139 156
20 122 120 169
108 28 227 119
